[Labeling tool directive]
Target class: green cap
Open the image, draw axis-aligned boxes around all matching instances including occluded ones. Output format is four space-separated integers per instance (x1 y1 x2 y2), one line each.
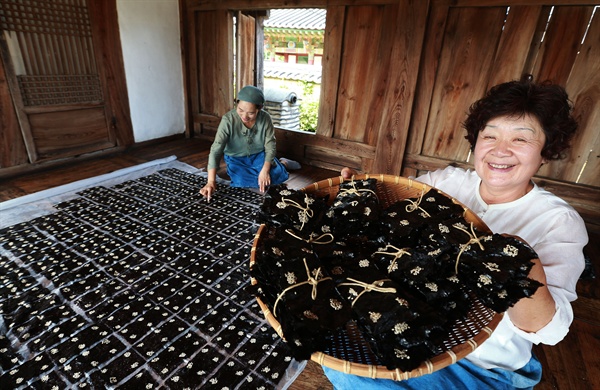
237 86 265 105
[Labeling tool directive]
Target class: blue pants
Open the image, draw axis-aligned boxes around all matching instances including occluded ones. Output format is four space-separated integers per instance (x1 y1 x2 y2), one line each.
323 355 542 390
224 151 289 188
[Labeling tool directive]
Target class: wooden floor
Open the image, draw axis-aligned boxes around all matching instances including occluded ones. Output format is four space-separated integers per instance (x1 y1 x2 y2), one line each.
1 136 598 390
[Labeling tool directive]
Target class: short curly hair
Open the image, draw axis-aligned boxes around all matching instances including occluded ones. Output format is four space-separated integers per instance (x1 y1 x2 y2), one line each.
463 75 578 161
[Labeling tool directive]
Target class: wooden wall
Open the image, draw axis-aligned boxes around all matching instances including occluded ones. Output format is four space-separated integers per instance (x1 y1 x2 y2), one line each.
182 0 599 230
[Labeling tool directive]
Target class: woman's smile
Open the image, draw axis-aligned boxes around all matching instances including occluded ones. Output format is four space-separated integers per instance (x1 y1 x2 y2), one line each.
474 114 546 204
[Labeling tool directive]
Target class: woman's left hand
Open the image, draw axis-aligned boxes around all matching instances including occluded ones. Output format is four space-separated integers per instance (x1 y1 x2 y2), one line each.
258 169 271 193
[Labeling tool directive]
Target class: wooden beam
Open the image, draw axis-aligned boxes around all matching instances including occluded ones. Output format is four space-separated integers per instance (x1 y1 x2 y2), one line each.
186 0 400 11
316 5 344 137
179 0 192 138
441 0 598 5
195 113 221 127
185 0 599 11
403 153 600 228
275 129 376 158
371 0 429 174
0 32 38 162
0 50 29 168
88 0 135 147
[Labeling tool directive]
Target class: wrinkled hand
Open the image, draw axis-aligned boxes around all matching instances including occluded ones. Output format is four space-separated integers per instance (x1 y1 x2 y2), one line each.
199 182 216 202
258 170 271 193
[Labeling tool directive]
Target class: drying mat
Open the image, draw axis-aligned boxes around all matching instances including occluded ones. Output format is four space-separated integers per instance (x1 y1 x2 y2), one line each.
0 166 301 389
251 174 503 381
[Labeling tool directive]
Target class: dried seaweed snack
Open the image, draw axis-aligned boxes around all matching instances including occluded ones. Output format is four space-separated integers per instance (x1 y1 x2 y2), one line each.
272 256 351 329
255 253 352 360
370 242 454 284
313 236 377 282
257 184 329 232
250 224 316 304
415 188 467 222
403 276 472 323
356 243 468 327
275 308 336 360
378 199 438 245
453 234 542 313
253 224 318 268
417 217 486 249
337 272 448 371
324 179 381 237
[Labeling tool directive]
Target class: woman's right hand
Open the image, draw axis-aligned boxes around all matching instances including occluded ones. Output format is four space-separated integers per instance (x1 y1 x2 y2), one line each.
341 167 358 179
199 182 216 202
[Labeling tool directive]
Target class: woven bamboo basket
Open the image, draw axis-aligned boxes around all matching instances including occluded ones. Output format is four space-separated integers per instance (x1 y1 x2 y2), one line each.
250 174 503 380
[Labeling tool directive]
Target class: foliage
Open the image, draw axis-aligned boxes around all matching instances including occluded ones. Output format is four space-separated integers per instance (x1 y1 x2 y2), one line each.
299 81 319 133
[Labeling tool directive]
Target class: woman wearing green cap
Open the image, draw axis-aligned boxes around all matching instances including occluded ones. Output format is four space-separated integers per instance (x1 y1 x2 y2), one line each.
200 85 300 201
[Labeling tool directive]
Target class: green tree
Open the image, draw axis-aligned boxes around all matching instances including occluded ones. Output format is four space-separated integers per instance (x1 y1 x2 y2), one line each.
299 81 318 133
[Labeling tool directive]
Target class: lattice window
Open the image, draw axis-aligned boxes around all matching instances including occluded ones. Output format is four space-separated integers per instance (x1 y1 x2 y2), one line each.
18 74 103 106
0 0 91 37
1 0 100 105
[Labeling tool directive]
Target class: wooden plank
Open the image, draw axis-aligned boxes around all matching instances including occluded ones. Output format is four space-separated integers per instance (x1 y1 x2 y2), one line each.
28 107 113 159
535 320 598 390
578 320 600 390
236 12 256 89
305 144 362 167
288 360 332 390
553 10 600 186
422 7 507 160
531 5 594 86
0 32 38 162
334 5 387 142
196 10 234 117
573 296 600 325
521 6 553 76
486 5 542 88
0 54 29 168
87 0 135 147
195 113 222 128
179 0 193 137
316 5 344 137
406 4 449 155
187 0 401 11
275 129 376 158
255 14 266 89
447 0 600 7
371 0 429 174
185 0 599 11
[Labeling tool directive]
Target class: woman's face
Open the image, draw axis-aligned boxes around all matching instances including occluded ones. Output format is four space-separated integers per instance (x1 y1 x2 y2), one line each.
236 101 259 126
474 114 547 203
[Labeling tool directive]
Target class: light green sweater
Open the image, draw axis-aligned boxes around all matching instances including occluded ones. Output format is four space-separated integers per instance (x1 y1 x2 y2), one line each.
207 109 277 170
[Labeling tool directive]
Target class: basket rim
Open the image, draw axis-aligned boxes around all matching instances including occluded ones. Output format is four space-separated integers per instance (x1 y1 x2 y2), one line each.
301 174 431 194
250 174 504 380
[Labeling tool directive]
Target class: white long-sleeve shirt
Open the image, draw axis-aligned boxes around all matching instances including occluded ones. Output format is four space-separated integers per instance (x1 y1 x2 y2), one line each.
416 166 588 370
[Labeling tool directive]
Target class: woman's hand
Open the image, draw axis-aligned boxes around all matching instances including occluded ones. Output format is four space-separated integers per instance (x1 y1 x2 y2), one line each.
341 167 358 179
199 182 216 202
258 169 271 193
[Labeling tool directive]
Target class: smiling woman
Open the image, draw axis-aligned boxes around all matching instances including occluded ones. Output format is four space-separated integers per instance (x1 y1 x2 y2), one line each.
332 75 588 389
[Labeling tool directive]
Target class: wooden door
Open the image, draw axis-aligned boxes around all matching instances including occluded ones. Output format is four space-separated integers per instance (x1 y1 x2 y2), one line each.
236 12 256 94
0 0 132 165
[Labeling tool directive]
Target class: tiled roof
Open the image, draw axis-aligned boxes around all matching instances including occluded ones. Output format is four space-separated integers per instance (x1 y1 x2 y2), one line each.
264 8 326 30
264 62 322 83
